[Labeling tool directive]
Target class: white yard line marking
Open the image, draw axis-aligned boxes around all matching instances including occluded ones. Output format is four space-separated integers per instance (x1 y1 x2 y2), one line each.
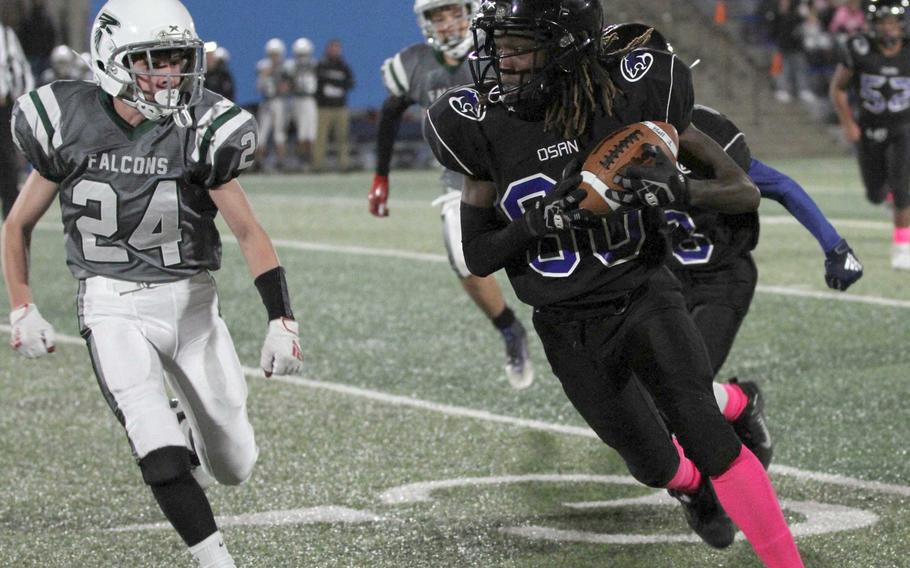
760 215 891 231
33 221 910 309
755 285 910 309
5 324 910 497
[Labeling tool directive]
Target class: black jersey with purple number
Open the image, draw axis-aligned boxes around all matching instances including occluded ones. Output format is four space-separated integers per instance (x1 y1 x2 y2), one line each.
840 33 910 128
664 105 759 272
424 49 694 308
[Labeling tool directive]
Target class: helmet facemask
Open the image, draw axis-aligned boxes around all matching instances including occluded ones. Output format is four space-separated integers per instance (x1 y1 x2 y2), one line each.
469 12 592 116
108 41 205 121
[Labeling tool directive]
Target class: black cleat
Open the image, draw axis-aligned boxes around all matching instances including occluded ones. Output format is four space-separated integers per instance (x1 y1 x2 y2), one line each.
729 379 774 470
668 479 736 549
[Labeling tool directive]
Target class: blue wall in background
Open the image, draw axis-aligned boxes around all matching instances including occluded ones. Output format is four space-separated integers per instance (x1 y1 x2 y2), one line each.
88 0 426 108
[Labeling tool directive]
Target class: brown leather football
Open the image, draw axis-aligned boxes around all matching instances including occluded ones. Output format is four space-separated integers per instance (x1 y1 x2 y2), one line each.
578 121 680 214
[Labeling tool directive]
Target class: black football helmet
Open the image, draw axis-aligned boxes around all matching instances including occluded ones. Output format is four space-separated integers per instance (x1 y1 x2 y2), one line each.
865 0 909 47
602 22 673 54
468 0 604 112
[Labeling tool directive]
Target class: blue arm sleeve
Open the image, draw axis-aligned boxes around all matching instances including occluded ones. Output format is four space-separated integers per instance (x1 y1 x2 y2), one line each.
748 159 843 253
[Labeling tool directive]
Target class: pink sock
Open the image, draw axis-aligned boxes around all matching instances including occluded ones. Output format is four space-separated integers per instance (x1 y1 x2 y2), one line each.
894 227 910 245
712 446 804 568
722 383 748 421
665 438 702 493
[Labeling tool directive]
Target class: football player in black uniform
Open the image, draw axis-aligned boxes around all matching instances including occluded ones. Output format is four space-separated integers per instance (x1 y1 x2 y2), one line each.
607 23 864 470
424 2 802 565
830 0 910 270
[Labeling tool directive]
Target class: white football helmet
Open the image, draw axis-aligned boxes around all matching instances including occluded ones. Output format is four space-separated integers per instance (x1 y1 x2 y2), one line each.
265 38 287 57
49 45 75 76
414 0 478 59
90 0 205 121
292 37 314 61
214 46 230 63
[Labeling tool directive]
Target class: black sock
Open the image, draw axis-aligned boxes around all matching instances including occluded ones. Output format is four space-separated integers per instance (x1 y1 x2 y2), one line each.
492 306 516 330
149 471 218 547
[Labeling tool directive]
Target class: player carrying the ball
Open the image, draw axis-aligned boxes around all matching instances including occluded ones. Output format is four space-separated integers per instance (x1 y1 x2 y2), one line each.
424 1 803 566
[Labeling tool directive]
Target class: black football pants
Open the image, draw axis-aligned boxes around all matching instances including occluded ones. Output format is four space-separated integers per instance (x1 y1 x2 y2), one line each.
0 102 18 219
532 267 742 483
857 122 910 209
673 255 758 376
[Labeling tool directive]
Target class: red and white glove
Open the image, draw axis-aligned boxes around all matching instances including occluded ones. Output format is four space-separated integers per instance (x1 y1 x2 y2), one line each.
9 304 56 358
260 317 303 377
368 174 389 217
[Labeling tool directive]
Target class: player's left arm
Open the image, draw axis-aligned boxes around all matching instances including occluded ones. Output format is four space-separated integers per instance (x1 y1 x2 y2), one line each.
208 180 303 377
749 159 863 291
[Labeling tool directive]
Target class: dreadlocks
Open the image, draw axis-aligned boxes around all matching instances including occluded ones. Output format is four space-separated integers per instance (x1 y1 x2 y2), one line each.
543 27 657 139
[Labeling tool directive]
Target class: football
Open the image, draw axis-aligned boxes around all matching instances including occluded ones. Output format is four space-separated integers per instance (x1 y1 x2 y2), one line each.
578 121 680 214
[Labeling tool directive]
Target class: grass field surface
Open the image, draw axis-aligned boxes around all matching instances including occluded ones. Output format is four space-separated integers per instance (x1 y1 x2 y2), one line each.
1 159 908 567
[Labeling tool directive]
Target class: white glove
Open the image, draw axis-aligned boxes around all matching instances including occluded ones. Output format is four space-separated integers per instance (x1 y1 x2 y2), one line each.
9 304 56 358
260 317 303 377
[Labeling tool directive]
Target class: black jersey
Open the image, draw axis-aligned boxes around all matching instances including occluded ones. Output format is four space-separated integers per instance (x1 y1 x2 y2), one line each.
424 49 694 308
665 105 759 272
840 33 910 128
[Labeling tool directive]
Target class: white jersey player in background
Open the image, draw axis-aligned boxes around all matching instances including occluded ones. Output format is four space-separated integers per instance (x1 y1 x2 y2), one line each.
2 1 303 566
369 0 535 389
285 37 318 170
256 38 290 172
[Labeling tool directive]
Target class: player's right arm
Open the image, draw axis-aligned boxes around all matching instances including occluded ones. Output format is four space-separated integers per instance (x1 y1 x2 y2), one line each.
461 168 588 277
370 94 412 217
2 171 59 357
829 63 860 143
371 49 421 217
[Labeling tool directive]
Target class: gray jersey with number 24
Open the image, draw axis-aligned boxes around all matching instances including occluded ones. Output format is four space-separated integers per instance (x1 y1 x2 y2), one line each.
12 81 257 282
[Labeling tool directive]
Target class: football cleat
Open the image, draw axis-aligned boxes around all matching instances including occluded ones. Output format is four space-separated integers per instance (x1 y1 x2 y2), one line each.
170 399 215 489
668 478 736 549
891 243 910 271
501 319 534 390
729 379 774 470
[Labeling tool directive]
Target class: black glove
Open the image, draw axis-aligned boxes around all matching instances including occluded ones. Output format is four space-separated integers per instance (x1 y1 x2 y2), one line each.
612 144 690 208
523 161 599 237
824 239 863 291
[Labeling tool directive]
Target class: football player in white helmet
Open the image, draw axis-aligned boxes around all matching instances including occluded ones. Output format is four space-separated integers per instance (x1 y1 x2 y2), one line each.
287 37 318 168
89 0 206 121
4 1 304 566
370 0 535 390
39 45 77 85
414 0 477 59
256 38 290 170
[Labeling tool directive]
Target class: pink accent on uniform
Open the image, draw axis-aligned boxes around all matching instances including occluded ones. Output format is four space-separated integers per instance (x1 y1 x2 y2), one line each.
665 438 702 493
893 227 910 244
712 446 804 568
722 382 748 421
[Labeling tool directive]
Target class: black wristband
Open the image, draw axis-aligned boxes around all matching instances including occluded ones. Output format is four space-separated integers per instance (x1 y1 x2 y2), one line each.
254 266 294 321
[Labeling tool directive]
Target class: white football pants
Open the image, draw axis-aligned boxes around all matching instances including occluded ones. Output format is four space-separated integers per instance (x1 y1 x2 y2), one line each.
292 96 317 142
78 272 257 485
258 97 288 146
